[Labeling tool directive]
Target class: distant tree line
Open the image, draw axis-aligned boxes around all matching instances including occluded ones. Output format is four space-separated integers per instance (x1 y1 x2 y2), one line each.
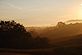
0 20 49 49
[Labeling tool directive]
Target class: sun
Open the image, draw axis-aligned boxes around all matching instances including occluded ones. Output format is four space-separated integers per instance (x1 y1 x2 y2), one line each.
80 4 82 6
77 4 82 19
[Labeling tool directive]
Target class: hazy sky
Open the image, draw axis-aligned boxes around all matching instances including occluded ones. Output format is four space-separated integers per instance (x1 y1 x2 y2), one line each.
0 0 82 26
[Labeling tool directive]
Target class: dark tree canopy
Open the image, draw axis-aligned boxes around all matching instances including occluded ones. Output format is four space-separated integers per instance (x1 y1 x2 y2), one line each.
0 20 26 32
0 20 49 49
0 20 32 49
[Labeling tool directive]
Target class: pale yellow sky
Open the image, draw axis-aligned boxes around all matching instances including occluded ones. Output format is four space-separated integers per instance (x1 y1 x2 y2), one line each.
0 0 82 27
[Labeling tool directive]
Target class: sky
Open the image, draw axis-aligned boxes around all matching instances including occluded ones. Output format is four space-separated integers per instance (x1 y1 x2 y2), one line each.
0 0 82 27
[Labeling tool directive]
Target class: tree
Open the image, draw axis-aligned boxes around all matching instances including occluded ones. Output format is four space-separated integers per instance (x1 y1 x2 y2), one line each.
0 20 32 49
56 22 66 28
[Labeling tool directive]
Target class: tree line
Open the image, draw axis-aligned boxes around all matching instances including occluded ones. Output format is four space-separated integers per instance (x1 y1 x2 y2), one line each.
0 20 49 49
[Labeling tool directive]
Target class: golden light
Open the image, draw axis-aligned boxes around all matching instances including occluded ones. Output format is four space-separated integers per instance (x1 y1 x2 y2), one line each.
77 4 82 19
80 4 82 6
78 4 82 19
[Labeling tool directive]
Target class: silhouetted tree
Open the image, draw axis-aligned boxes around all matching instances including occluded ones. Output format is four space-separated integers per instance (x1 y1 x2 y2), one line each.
0 20 32 49
56 22 66 28
0 20 49 49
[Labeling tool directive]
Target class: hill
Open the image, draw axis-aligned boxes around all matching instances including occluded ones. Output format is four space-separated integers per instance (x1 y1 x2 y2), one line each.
27 22 82 43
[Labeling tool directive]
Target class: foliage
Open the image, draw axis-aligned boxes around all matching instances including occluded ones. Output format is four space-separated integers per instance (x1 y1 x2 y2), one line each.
0 20 49 49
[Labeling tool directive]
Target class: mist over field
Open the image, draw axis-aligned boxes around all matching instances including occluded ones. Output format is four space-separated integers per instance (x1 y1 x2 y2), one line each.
26 21 82 55
0 20 81 55
1 0 82 55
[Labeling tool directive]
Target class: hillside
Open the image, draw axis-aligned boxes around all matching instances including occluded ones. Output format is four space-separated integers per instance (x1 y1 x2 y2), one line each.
27 22 82 42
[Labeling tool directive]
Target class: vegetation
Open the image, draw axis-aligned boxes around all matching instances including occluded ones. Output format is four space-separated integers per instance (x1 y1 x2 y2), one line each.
28 22 82 42
0 20 82 55
27 22 82 55
0 20 49 49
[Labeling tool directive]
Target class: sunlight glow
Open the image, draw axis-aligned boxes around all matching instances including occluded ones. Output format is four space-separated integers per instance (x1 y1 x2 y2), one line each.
78 4 82 19
0 0 82 27
80 4 82 6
